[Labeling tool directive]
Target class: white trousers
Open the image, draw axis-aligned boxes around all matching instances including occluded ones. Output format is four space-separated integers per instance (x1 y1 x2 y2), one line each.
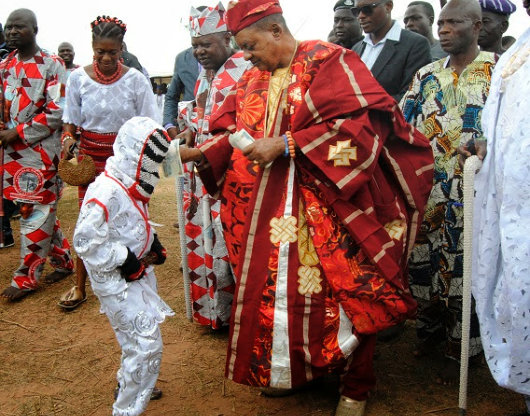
95 273 170 416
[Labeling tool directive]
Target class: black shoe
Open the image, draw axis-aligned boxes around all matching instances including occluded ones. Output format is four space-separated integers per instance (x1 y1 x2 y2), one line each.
377 321 406 342
150 387 162 400
0 234 14 249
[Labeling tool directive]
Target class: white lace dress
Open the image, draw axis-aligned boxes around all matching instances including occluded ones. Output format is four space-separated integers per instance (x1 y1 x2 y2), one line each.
63 67 158 131
472 27 530 396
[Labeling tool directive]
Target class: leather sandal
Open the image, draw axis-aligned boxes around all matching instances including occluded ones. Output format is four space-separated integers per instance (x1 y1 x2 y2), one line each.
58 286 87 310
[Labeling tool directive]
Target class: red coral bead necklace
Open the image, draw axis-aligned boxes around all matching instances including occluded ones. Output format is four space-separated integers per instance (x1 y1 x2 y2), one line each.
93 60 122 85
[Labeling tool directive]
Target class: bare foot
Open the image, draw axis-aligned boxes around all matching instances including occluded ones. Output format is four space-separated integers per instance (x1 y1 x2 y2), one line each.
43 269 73 284
1 286 33 301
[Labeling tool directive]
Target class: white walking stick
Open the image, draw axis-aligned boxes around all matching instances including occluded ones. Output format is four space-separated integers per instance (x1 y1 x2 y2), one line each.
459 155 482 415
165 142 193 321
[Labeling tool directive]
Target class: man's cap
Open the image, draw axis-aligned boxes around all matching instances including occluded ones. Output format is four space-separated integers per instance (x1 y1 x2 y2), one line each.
189 2 228 37
478 0 516 15
225 0 283 35
334 0 355 11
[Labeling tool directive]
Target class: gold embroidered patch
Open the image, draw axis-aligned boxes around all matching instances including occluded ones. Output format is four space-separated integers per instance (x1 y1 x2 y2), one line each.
328 139 358 167
297 207 319 267
270 216 298 244
297 265 323 296
384 219 406 241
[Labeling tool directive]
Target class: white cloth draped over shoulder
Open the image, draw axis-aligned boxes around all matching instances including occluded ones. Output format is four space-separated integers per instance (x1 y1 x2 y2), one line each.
472 28 530 396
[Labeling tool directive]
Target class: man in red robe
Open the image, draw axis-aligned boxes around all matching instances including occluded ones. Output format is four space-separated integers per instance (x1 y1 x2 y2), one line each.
178 1 434 414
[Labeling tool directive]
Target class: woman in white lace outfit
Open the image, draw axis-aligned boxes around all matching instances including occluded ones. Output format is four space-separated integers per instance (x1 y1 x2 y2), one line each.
74 117 174 416
59 16 158 311
471 2 530 414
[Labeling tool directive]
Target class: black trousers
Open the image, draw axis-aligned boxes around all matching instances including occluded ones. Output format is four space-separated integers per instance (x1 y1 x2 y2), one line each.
1 198 18 237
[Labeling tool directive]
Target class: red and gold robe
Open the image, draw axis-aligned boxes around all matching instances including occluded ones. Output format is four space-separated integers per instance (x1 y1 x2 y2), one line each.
197 41 434 389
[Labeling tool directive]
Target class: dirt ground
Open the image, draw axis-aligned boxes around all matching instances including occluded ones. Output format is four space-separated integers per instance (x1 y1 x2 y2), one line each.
0 176 526 416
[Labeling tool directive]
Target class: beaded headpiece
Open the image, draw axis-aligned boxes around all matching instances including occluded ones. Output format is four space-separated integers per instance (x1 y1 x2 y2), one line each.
91 15 127 35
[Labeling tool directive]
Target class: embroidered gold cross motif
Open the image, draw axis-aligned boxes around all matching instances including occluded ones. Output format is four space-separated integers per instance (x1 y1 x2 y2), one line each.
270 216 298 244
297 265 323 296
384 219 406 241
328 140 357 167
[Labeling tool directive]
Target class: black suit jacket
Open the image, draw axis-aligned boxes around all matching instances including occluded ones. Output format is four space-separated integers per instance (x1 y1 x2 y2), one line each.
353 28 432 102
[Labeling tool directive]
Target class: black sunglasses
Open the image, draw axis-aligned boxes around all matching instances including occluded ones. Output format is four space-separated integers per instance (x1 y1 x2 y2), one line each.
351 1 385 17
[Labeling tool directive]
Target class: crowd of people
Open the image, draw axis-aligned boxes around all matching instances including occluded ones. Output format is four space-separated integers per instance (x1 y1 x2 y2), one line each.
0 0 528 415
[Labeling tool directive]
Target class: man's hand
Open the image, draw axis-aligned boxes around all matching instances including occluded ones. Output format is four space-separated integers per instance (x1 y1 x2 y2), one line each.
176 129 195 147
0 128 19 148
166 126 179 140
458 139 487 170
242 137 285 168
179 146 203 163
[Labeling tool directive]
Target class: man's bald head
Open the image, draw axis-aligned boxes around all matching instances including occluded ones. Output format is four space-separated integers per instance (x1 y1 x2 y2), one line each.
58 41 73 50
442 0 482 21
5 8 39 54
8 8 38 30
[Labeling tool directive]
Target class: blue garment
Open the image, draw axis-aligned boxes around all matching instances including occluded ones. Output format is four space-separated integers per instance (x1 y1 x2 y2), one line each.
163 47 200 128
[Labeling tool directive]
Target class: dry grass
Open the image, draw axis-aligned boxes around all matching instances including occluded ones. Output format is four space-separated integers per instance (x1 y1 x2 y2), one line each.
0 176 525 416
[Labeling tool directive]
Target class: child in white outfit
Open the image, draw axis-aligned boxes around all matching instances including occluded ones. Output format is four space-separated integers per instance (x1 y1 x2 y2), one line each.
73 117 174 416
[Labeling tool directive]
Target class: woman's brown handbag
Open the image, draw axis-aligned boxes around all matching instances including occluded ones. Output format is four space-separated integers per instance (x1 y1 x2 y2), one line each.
58 155 96 186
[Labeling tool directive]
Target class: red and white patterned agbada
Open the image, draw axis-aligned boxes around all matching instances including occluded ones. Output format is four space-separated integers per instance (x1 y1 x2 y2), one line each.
1 50 66 205
1 49 73 290
178 52 250 329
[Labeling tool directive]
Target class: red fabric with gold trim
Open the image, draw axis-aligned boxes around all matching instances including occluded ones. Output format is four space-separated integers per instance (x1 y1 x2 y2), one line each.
198 40 433 388
226 0 282 34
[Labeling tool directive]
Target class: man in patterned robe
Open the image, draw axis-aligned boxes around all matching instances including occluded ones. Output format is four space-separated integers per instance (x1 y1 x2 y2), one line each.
0 8 73 301
177 2 251 329
178 1 433 414
400 0 496 383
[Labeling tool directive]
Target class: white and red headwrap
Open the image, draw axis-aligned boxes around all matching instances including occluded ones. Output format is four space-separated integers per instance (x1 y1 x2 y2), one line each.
189 2 228 37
